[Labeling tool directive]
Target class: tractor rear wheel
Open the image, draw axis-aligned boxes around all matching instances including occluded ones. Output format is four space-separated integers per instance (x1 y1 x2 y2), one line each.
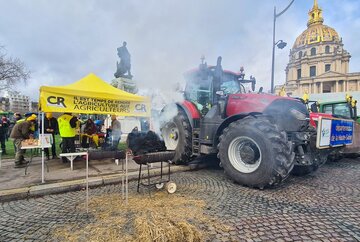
161 110 192 164
218 116 294 188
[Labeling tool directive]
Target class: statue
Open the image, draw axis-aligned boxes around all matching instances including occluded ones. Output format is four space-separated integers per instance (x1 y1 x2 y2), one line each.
114 41 132 79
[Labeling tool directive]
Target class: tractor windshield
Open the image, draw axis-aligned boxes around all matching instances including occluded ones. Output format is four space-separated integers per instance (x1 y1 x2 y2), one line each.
185 75 213 111
323 103 352 119
184 72 246 107
220 73 245 94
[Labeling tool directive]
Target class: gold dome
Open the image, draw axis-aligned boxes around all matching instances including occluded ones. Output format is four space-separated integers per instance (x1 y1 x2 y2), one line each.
292 0 340 49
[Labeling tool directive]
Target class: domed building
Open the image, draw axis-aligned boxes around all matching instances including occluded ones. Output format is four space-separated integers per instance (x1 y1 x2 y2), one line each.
276 0 360 96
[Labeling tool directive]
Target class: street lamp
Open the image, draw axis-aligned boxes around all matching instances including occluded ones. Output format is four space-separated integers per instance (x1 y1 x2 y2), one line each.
275 40 287 50
271 0 295 94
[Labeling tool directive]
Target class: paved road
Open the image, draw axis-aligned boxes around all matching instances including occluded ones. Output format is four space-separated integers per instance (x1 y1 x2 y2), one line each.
0 158 359 241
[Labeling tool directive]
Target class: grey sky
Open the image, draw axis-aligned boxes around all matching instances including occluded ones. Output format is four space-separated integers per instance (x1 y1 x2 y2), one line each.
0 0 359 100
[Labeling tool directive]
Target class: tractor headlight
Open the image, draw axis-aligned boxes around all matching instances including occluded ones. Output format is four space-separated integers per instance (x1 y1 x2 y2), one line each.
290 108 307 121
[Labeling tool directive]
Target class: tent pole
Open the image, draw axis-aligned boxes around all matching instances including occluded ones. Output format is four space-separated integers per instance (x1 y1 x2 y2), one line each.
86 152 89 213
41 112 45 183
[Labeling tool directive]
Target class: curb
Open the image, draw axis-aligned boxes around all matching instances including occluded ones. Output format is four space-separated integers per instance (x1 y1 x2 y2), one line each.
0 161 206 202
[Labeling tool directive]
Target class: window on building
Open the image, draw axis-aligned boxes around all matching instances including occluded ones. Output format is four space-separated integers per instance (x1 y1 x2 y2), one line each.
298 51 302 59
325 46 330 54
310 66 316 77
311 47 316 56
325 64 331 72
323 83 332 93
297 69 301 79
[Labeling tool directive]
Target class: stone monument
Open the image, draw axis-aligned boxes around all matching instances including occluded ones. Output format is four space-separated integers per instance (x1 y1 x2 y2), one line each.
112 41 138 94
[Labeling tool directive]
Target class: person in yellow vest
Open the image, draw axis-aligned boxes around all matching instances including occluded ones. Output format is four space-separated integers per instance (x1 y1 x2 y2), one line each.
58 113 78 163
302 90 309 104
278 86 287 97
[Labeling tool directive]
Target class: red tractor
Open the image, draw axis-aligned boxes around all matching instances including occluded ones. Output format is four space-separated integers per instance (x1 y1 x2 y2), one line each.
160 57 328 188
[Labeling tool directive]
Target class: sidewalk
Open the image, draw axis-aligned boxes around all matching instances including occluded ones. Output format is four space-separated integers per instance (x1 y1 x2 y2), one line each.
0 155 206 202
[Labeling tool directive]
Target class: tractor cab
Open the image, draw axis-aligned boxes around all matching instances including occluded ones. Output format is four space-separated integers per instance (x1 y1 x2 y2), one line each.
184 57 256 116
310 94 358 122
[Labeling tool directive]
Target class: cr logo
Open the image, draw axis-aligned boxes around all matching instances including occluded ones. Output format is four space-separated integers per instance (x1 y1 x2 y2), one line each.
47 96 67 108
135 104 146 112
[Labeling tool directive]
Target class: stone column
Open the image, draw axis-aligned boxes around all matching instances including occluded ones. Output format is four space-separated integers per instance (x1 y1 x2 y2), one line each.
344 81 348 92
319 82 323 93
335 80 339 92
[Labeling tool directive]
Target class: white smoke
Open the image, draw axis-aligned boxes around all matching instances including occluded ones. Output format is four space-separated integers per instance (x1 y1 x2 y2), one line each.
138 87 185 136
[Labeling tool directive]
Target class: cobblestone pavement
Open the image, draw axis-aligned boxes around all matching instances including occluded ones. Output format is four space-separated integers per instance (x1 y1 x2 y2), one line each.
0 158 359 242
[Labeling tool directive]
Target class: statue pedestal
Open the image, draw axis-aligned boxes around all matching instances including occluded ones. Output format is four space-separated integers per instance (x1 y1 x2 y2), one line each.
111 77 138 94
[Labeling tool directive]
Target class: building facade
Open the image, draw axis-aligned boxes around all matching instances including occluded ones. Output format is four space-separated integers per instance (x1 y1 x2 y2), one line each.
7 92 30 113
30 101 39 112
275 0 360 96
0 97 10 112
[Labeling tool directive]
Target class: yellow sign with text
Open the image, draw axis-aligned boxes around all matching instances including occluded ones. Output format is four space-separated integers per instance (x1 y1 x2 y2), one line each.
40 92 150 117
39 73 151 117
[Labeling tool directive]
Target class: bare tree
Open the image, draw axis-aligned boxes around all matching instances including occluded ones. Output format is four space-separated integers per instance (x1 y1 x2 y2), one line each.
0 46 30 91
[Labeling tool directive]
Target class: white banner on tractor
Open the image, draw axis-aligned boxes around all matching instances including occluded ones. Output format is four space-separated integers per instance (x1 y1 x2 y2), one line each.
316 116 354 149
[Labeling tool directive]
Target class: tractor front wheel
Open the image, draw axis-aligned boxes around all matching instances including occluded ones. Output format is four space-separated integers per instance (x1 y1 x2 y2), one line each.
218 116 294 188
161 110 192 164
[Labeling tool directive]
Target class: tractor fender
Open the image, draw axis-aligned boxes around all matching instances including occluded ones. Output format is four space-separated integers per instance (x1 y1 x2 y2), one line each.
214 112 262 145
175 101 201 128
160 101 199 128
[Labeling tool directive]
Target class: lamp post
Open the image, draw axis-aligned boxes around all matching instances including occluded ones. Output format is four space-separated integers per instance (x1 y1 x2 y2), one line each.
271 0 295 94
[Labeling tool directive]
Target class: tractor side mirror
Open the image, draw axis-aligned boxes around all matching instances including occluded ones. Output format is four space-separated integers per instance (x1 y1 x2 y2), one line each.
250 75 256 91
251 82 255 92
216 90 224 96
258 87 263 94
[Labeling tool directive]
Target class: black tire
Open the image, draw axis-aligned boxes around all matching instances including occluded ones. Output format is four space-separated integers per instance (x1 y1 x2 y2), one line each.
291 164 319 176
344 153 360 159
161 110 192 164
218 115 294 188
327 153 345 162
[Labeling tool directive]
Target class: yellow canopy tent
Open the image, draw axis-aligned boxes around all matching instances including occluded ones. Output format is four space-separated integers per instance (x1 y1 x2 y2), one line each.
37 73 150 186
39 73 150 117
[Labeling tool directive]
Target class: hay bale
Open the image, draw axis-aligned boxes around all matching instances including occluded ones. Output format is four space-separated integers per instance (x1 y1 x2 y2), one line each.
53 193 227 241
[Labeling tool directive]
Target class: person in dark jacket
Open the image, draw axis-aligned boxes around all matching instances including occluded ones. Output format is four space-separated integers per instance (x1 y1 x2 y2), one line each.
10 114 37 168
8 113 22 140
0 116 9 154
41 112 59 160
14 113 23 122
81 118 97 148
110 115 122 150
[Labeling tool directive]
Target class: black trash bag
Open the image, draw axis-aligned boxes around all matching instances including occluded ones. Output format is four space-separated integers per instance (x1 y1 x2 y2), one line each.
102 128 116 151
127 130 166 155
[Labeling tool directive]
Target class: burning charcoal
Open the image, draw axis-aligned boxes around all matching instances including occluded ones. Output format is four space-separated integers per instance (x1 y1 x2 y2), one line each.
127 130 166 155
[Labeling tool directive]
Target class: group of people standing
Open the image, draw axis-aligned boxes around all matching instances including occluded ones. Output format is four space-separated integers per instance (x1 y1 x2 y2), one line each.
8 112 122 168
9 112 58 168
0 115 11 155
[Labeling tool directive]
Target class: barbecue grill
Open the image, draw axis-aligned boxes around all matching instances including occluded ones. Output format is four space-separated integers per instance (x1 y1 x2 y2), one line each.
132 151 176 195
